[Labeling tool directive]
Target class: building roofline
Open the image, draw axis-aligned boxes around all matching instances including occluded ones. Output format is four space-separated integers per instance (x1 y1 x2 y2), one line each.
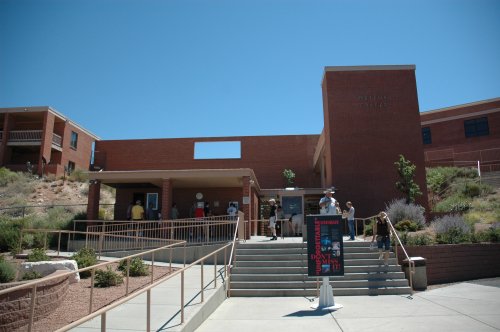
324 65 415 72
421 97 500 115
0 106 100 140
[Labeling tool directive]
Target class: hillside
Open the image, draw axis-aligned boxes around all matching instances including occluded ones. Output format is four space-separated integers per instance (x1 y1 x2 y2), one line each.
0 169 115 216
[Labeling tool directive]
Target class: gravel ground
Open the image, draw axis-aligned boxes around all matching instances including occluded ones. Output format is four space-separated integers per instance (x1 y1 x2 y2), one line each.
14 263 175 332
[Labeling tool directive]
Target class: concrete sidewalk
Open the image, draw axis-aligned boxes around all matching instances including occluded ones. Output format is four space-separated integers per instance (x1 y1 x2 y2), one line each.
196 278 500 332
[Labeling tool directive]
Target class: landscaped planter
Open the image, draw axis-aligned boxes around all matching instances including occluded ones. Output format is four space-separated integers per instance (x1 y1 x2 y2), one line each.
0 270 70 332
396 243 500 285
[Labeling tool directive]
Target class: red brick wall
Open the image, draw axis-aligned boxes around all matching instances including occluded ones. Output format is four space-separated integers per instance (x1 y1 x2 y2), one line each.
397 244 500 285
322 68 429 217
60 122 95 175
94 135 321 189
421 100 500 172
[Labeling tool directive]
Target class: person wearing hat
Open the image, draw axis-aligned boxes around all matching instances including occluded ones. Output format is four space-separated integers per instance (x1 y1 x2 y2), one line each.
319 188 337 215
131 200 144 221
268 198 278 240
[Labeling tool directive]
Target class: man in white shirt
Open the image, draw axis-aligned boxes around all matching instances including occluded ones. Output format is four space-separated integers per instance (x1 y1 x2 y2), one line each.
319 188 337 215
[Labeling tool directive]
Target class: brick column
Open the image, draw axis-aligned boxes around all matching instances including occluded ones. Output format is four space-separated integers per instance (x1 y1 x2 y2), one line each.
242 176 251 240
161 178 172 221
87 181 101 221
0 113 9 166
38 111 55 176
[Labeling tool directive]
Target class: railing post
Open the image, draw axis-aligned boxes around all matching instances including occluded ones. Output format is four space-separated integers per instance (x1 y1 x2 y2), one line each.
214 252 217 288
89 268 95 314
147 289 151 332
28 284 37 332
201 260 204 303
181 270 185 324
126 258 130 295
151 251 155 284
101 312 106 332
19 229 23 253
57 231 61 256
224 246 227 278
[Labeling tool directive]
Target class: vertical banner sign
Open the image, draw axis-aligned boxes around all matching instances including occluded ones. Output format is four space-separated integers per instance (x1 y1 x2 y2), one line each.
306 214 344 276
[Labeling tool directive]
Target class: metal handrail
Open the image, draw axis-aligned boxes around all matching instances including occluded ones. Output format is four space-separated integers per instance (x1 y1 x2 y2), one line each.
385 216 415 294
5 224 238 332
57 242 232 331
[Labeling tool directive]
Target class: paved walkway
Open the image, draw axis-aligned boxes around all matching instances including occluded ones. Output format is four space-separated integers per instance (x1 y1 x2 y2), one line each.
63 239 500 332
197 278 500 332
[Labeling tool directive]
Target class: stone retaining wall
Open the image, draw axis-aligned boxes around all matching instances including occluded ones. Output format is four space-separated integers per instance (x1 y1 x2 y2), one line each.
0 270 70 331
397 243 500 285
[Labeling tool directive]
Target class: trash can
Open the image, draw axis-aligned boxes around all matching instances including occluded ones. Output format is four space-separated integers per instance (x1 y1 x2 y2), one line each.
402 256 427 291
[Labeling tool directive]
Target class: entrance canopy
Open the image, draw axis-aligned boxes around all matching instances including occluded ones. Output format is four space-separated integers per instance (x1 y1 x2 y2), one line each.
88 168 262 190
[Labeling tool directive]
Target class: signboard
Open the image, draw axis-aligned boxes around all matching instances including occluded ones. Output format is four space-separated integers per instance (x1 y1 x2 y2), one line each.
306 214 344 277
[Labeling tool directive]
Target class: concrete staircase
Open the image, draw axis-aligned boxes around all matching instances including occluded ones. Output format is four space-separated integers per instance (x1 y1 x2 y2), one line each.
230 241 411 296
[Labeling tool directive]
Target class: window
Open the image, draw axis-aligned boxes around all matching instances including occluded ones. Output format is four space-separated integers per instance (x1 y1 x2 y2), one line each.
146 193 158 210
464 117 489 138
67 161 75 174
194 141 241 159
70 131 78 149
421 127 432 145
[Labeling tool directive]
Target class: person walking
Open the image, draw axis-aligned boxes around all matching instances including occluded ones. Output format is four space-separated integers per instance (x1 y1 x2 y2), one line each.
371 212 391 267
319 188 337 215
268 198 278 240
344 201 355 240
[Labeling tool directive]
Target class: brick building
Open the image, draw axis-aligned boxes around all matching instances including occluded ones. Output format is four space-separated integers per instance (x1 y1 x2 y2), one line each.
421 98 500 172
86 65 430 234
0 106 99 177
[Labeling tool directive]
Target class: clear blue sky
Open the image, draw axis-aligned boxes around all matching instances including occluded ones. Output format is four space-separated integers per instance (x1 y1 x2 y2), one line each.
1 0 499 140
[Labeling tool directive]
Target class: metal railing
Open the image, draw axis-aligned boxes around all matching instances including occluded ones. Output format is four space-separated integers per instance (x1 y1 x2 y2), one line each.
75 216 238 248
8 130 43 142
385 216 415 294
3 229 185 332
52 133 62 147
4 216 242 331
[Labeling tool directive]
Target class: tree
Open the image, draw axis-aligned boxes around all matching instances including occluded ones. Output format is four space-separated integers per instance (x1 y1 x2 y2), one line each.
282 169 295 187
394 154 422 204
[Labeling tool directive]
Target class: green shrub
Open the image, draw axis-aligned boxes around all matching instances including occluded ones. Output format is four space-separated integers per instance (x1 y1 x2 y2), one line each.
394 220 419 232
472 227 500 243
0 261 16 283
436 228 470 244
72 248 98 278
94 267 123 287
68 169 88 182
0 167 21 187
364 222 374 236
27 248 51 262
385 199 426 228
118 257 149 277
406 233 434 246
434 195 472 213
22 270 43 280
426 167 479 195
0 219 23 252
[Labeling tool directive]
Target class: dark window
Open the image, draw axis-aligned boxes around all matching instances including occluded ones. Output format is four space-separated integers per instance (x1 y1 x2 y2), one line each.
67 161 75 174
422 127 432 145
70 131 78 149
464 117 489 138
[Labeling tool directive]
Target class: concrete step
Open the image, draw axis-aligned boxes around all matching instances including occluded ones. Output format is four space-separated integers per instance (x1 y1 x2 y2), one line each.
230 279 409 289
230 271 406 282
234 252 395 261
235 258 397 267
236 248 307 255
229 287 412 297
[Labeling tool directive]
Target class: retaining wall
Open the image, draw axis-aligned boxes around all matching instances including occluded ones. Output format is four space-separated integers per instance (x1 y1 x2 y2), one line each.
397 243 500 285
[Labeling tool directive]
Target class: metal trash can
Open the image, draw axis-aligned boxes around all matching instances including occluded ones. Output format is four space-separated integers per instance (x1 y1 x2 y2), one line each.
402 256 427 291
